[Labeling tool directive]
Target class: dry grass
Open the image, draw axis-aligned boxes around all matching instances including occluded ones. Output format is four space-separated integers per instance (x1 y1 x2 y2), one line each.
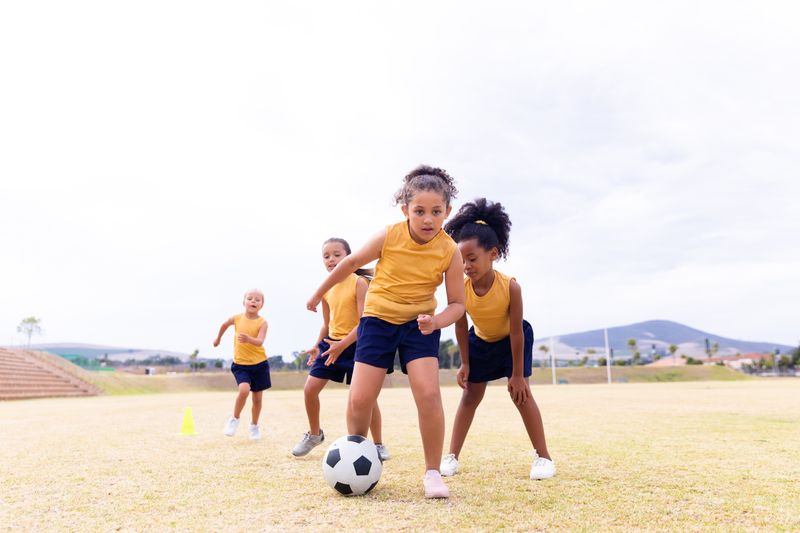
86 365 748 396
1 380 798 531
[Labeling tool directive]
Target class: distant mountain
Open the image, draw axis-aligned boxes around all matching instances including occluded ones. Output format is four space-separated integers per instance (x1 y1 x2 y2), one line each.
18 343 190 362
537 320 794 357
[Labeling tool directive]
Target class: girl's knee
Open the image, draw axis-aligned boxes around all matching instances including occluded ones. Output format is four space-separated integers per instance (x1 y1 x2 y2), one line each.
462 388 484 409
304 382 321 399
349 391 377 415
414 386 442 410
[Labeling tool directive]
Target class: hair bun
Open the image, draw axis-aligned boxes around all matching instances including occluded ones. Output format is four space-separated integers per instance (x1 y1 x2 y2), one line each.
394 165 458 206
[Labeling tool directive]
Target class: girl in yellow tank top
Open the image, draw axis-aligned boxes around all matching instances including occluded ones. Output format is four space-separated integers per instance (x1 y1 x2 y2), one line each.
212 289 269 440
440 198 556 480
291 238 389 461
306 165 466 499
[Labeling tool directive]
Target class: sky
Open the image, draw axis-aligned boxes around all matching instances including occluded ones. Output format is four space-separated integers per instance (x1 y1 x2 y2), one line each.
2 1 799 359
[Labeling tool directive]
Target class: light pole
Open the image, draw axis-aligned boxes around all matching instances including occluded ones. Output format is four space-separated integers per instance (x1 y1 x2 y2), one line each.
604 328 612 384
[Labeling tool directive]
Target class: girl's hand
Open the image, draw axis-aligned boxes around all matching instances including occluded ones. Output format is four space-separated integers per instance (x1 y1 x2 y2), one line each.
456 364 470 389
507 375 531 406
305 346 320 366
417 314 437 335
213 338 220 347
306 294 322 312
236 333 250 344
321 340 344 366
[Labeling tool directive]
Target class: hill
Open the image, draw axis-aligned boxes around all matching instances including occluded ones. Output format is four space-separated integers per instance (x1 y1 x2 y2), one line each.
18 343 190 362
537 320 794 358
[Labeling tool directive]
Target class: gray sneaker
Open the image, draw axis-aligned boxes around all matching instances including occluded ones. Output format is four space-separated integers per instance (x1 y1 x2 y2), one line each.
375 443 390 462
292 430 325 457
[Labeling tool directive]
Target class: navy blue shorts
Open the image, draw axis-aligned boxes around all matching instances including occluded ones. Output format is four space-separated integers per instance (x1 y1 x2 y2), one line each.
230 359 271 392
354 316 441 375
308 339 356 384
467 320 534 383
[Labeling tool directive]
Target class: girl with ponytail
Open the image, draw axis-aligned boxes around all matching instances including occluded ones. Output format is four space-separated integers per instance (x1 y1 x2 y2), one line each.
440 198 556 480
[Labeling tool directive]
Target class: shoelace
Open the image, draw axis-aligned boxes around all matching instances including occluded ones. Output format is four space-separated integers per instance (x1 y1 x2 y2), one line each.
532 457 549 466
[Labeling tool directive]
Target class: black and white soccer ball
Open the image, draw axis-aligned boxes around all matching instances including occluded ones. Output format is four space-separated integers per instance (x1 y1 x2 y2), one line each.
321 435 383 496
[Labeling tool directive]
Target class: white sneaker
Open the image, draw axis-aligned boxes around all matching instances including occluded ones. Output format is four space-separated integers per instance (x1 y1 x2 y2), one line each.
530 454 556 480
249 424 261 440
291 430 325 457
223 417 239 437
423 469 450 498
440 453 459 477
375 443 390 462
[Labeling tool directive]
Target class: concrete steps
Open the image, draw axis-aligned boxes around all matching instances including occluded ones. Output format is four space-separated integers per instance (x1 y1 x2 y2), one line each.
0 348 100 400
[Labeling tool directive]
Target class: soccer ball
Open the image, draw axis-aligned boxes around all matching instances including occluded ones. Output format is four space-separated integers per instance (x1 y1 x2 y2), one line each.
321 435 383 496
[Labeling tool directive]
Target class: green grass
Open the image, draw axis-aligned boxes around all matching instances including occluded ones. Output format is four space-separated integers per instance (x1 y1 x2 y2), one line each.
86 365 749 396
1 380 798 530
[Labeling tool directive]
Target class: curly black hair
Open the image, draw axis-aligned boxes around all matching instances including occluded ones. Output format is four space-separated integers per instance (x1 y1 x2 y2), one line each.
443 198 512 259
393 165 458 207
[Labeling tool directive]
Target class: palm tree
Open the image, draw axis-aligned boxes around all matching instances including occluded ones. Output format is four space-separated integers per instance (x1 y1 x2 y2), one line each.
189 349 199 371
627 338 637 365
669 344 678 366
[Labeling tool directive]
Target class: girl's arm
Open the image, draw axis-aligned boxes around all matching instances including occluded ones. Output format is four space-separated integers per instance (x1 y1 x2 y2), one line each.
307 229 386 312
322 276 368 365
454 313 470 388
213 317 235 347
507 279 531 406
238 320 268 347
417 247 466 334
307 300 331 366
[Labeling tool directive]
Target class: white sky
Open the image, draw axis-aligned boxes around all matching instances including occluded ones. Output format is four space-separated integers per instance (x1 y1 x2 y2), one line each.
2 1 799 358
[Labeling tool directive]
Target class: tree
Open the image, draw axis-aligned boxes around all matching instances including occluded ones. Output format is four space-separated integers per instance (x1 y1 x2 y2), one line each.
669 344 678 366
268 355 286 370
597 357 607 367
17 317 43 347
438 339 456 369
189 349 199 372
537 345 549 362
289 351 305 371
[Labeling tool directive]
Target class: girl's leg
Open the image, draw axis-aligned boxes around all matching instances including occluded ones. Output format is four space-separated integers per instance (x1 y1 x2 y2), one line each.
233 382 251 418
369 402 383 444
514 379 551 460
447 381 487 458
303 376 329 435
406 357 445 471
347 362 387 437
251 390 263 425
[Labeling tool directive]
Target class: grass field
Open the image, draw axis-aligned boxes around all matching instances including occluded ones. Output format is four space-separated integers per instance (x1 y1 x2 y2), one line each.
85 365 749 395
1 380 798 531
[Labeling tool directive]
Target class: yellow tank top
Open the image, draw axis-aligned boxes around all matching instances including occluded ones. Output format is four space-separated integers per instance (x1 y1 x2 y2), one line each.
465 270 513 342
363 221 457 324
324 273 361 340
233 314 267 365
